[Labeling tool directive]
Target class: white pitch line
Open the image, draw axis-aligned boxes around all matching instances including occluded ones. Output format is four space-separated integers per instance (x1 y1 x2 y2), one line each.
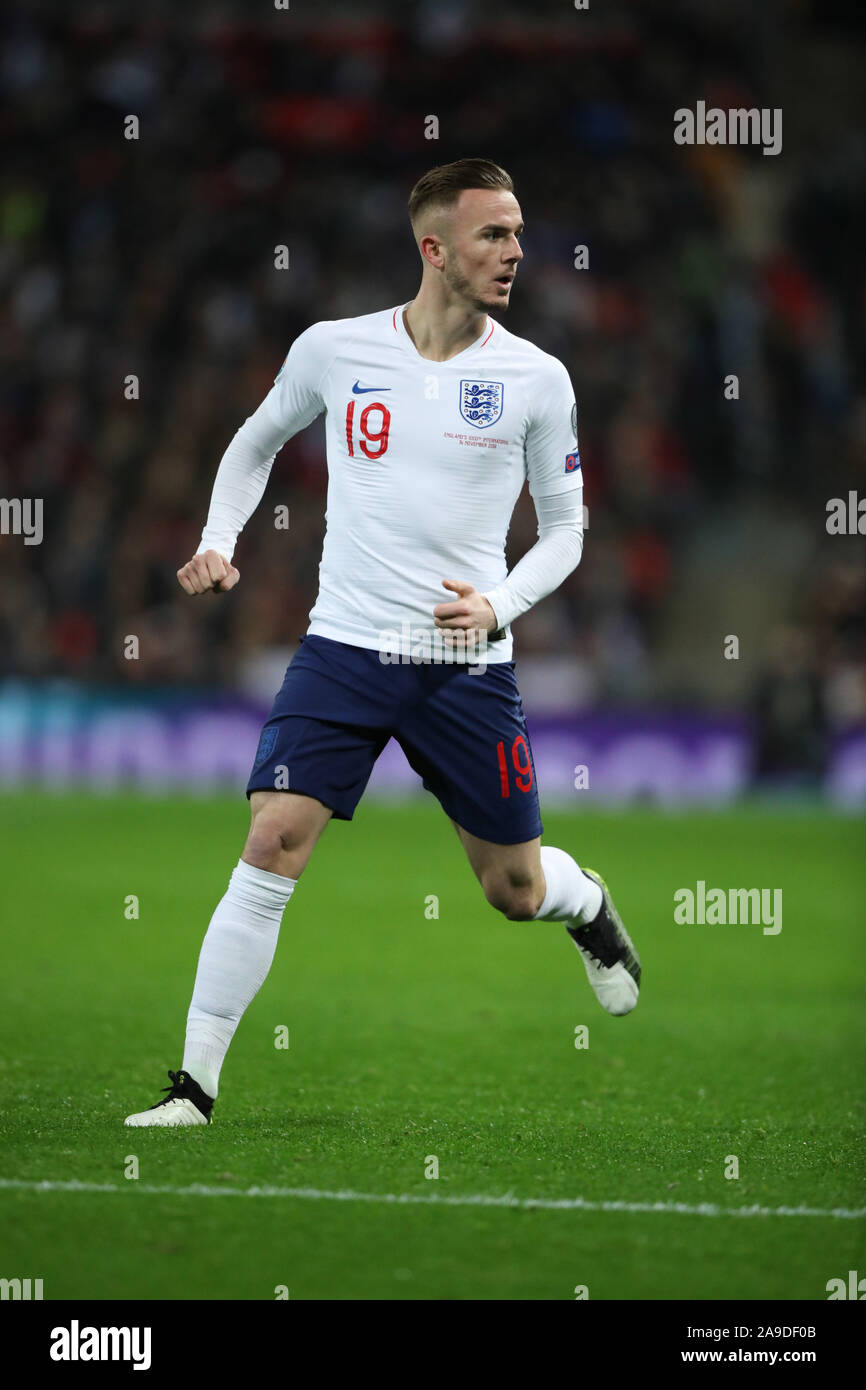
0 1178 863 1220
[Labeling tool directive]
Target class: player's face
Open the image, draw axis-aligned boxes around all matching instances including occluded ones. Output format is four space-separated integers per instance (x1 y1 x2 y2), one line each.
442 188 524 312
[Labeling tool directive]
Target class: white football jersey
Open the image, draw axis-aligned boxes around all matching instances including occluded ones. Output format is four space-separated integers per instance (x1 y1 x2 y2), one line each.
200 302 584 663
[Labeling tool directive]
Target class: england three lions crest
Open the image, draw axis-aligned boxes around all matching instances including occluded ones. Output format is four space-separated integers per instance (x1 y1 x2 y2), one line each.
460 379 504 429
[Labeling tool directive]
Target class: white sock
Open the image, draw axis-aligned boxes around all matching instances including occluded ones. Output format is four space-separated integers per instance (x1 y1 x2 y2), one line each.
534 846 602 926
182 858 297 1098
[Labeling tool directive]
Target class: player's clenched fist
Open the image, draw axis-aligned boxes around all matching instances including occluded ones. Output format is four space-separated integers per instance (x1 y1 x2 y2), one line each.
177 550 240 596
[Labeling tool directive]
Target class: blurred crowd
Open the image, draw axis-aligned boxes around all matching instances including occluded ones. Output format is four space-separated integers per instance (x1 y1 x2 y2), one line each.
1 0 864 738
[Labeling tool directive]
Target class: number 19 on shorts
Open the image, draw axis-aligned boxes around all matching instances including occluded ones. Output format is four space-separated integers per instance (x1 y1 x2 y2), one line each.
496 736 533 798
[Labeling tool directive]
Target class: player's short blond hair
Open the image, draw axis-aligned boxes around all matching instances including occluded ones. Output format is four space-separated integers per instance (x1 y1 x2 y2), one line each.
408 158 514 233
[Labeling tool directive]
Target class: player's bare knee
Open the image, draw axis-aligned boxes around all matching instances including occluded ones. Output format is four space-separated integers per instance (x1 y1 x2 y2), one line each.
482 872 543 921
503 887 544 920
244 803 315 875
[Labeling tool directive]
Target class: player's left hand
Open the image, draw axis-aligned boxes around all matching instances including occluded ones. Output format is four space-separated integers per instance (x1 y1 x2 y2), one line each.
433 579 498 645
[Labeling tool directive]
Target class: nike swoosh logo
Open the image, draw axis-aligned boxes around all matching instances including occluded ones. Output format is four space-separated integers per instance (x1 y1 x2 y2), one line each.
352 381 391 393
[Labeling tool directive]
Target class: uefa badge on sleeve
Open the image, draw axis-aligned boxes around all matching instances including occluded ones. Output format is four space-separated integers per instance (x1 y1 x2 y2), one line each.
565 451 581 474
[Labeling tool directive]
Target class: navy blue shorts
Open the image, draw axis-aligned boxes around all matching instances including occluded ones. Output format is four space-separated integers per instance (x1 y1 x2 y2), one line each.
246 634 543 845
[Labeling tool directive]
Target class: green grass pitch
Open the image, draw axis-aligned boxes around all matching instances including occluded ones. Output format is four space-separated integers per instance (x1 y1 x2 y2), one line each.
0 792 864 1300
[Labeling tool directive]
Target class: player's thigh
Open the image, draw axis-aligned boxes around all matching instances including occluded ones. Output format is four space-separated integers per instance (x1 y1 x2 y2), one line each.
245 790 333 876
396 660 544 852
453 820 544 917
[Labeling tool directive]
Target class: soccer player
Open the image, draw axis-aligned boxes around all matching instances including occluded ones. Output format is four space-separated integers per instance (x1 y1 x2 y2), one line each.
125 158 641 1128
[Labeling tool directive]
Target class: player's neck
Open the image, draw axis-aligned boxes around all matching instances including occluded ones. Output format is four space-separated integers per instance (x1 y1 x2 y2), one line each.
402 291 488 363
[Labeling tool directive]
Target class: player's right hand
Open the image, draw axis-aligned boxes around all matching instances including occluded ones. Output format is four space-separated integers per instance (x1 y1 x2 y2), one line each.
177 550 240 596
